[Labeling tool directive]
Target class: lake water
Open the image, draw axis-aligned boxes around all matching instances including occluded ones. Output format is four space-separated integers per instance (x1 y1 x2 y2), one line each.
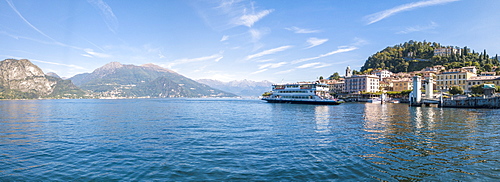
0 99 499 181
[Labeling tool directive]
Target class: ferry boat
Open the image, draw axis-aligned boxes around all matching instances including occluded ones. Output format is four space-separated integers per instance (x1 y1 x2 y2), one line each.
261 82 343 105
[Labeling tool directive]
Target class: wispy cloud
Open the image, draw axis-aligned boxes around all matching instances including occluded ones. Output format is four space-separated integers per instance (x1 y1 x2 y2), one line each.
200 0 273 29
5 0 58 42
30 59 86 70
365 0 459 25
168 53 223 68
158 50 166 59
87 0 119 33
81 48 112 58
297 62 321 69
250 69 268 75
275 69 295 74
258 62 287 70
397 21 438 34
292 46 358 64
256 59 275 63
3 4 113 58
235 9 274 27
306 37 328 49
285 26 321 33
246 45 293 60
220 35 229 42
249 29 267 42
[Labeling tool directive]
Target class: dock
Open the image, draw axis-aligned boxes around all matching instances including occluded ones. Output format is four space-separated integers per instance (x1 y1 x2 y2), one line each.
409 76 500 108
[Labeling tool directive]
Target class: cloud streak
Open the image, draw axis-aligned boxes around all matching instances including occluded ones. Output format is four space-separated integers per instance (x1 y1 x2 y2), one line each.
30 59 86 70
81 48 112 58
220 35 229 42
258 62 287 70
306 37 328 49
236 9 274 27
397 21 438 34
168 53 223 68
296 62 331 69
246 45 293 60
292 46 358 64
285 26 320 33
365 0 459 25
5 0 59 42
87 0 119 33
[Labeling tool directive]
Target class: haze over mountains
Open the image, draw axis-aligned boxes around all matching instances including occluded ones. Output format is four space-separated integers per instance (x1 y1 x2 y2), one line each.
68 62 236 98
196 79 273 98
2 59 265 99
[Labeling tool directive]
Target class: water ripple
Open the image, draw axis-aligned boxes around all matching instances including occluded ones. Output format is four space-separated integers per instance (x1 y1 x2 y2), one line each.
0 99 499 181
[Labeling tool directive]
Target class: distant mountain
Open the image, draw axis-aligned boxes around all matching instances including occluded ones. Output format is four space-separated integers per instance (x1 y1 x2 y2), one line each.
69 62 236 98
196 79 273 97
0 59 85 99
45 72 61 78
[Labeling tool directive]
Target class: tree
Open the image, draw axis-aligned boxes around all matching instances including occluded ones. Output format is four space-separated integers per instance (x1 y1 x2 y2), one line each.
329 72 340 80
484 64 494 72
352 70 361 75
319 76 324 80
471 84 484 94
449 86 464 95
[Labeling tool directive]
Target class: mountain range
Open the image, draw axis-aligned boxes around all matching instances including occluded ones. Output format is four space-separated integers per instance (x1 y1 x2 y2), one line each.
196 79 273 97
68 62 236 98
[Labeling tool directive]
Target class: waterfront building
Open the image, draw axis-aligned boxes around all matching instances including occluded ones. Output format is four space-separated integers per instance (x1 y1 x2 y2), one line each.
436 68 476 92
392 78 413 92
466 76 500 92
372 69 393 81
344 75 380 93
319 79 345 94
379 79 392 91
434 47 461 56
480 72 496 76
392 72 412 79
462 66 477 74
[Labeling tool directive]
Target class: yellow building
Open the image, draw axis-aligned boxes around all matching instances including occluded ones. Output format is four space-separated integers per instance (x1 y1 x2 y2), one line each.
436 69 476 92
466 76 500 92
392 78 413 92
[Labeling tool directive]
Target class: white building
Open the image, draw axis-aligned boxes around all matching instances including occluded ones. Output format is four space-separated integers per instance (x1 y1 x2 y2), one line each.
372 70 393 81
344 75 380 93
434 47 461 56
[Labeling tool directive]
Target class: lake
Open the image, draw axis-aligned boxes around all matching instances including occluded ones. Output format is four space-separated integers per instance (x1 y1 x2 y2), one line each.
0 99 499 181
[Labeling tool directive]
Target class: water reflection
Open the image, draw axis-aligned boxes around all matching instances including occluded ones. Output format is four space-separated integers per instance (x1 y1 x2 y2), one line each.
314 106 329 133
0 100 43 145
360 103 500 180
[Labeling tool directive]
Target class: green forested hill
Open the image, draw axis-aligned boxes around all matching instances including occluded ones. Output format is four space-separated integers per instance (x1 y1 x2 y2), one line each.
360 40 500 73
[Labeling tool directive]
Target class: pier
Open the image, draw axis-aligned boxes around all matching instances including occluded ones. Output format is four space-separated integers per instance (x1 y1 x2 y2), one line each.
409 76 500 108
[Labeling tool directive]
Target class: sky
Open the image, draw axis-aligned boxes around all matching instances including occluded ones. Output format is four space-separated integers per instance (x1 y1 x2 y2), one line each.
2 0 500 83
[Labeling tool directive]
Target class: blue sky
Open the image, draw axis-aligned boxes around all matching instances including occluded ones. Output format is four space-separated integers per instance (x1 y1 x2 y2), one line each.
1 0 500 83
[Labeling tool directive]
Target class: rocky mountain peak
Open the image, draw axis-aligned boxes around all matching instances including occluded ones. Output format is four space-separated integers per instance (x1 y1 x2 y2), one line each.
95 62 123 71
92 62 124 77
1 59 45 78
0 59 56 96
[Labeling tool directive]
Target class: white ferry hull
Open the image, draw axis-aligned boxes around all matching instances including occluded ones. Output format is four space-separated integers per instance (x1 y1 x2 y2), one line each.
262 82 343 105
262 98 343 105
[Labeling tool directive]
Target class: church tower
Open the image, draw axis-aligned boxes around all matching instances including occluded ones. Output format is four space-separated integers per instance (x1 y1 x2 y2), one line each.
346 66 352 77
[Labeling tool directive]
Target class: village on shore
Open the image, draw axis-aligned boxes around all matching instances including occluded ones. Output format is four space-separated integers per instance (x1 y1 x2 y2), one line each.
313 47 500 108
